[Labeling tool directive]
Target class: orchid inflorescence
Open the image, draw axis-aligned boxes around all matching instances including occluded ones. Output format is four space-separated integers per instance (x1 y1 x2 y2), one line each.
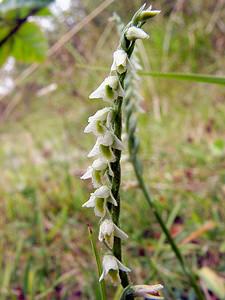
81 4 162 297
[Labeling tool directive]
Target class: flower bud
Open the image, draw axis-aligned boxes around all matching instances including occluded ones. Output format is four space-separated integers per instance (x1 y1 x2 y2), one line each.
111 49 128 74
125 26 149 41
99 255 131 284
139 6 161 21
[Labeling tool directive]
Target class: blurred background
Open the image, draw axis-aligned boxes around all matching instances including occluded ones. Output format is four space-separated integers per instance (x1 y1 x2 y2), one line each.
0 0 225 299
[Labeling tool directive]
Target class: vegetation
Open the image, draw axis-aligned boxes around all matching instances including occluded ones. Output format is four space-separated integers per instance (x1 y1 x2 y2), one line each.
0 0 224 299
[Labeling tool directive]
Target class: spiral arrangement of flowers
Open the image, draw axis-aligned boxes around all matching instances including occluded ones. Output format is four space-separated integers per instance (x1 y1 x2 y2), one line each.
81 4 161 292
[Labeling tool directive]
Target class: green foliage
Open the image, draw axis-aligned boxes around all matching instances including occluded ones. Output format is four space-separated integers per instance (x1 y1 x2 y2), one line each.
12 22 48 63
140 71 225 86
0 0 54 65
0 0 52 19
0 1 224 299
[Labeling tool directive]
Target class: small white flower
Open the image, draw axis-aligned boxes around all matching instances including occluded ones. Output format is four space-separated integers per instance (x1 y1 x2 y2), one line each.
80 166 102 188
98 131 124 150
92 158 108 171
99 254 131 284
88 131 123 161
81 158 112 188
125 26 149 41
99 219 128 248
133 284 164 299
111 49 128 74
139 5 161 21
89 76 124 102
84 107 112 136
88 142 116 162
82 186 117 217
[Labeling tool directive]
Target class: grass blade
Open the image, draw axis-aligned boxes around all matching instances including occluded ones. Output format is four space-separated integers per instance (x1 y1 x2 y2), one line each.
88 225 107 300
139 71 225 85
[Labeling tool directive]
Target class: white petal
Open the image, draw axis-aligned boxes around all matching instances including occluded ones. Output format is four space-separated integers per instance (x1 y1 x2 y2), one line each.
103 255 118 274
88 107 111 123
113 224 128 240
116 259 131 273
111 49 127 74
84 121 95 134
112 135 124 150
136 284 164 294
99 219 114 242
99 269 106 282
109 191 117 206
88 141 100 157
82 194 95 208
92 158 107 171
90 76 120 102
126 26 149 41
106 111 113 128
105 76 119 90
89 81 106 99
94 185 110 198
139 7 161 21
98 131 114 147
108 163 114 176
80 166 92 180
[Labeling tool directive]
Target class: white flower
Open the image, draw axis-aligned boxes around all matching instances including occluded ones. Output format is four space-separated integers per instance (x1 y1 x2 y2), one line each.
99 254 131 284
88 131 123 162
111 49 128 74
92 158 108 170
133 284 164 299
84 107 112 136
99 219 128 248
125 26 149 41
81 158 112 188
82 186 117 217
89 76 124 102
88 142 116 162
139 5 161 21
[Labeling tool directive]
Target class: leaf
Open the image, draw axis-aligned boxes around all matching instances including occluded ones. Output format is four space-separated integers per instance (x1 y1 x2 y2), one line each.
11 21 47 62
36 6 52 16
198 267 225 299
0 0 54 19
88 225 107 300
139 71 225 86
0 38 11 65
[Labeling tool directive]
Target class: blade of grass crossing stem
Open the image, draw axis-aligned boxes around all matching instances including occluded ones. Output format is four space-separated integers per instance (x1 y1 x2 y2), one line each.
139 71 225 85
73 64 225 86
88 226 107 300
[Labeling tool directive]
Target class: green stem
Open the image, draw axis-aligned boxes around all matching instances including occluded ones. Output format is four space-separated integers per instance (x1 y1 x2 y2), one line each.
130 153 204 300
111 98 130 289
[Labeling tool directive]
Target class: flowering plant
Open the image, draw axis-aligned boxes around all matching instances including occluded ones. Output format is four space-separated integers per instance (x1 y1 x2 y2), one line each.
82 4 163 299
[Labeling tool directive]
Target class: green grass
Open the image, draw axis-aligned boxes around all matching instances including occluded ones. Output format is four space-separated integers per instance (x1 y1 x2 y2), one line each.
0 1 224 299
